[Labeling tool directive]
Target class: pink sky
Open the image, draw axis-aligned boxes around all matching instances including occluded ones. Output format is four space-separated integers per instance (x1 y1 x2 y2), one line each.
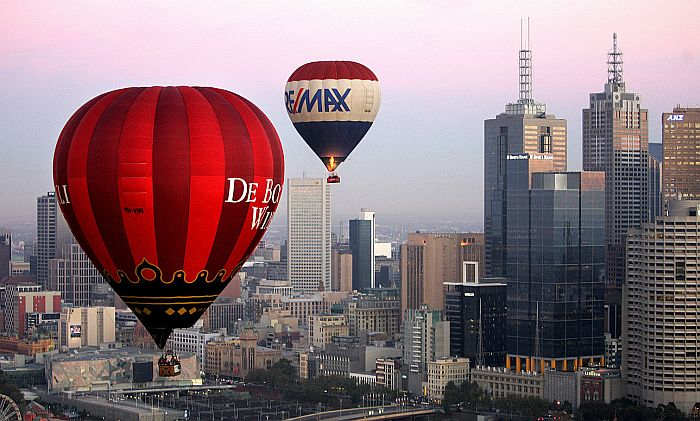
2 1 699 226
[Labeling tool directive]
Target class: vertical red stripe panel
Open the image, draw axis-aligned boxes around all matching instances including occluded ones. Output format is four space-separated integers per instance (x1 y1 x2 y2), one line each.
196 87 254 273
53 94 108 273
214 90 275 274
179 87 226 279
87 88 144 275
237 96 285 259
152 87 191 281
36 296 46 313
66 90 126 279
118 87 161 268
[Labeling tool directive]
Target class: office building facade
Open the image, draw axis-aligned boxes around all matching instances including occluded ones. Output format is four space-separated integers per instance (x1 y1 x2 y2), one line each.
484 30 567 278
662 107 700 201
402 306 450 376
349 209 375 290
287 178 332 292
623 200 700 413
505 171 606 372
345 289 401 338
48 243 105 307
3 284 61 338
331 246 353 292
444 280 507 367
582 34 649 288
401 233 484 314
427 357 471 401
0 233 10 280
59 306 116 349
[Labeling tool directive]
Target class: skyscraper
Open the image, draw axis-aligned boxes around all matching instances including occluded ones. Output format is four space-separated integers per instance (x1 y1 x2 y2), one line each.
662 107 700 201
647 142 663 223
484 22 567 277
582 33 649 287
36 192 73 288
48 243 106 307
505 170 606 372
402 305 450 394
400 232 484 314
0 233 10 280
349 208 375 290
331 245 352 292
287 177 331 293
444 279 507 367
623 200 700 413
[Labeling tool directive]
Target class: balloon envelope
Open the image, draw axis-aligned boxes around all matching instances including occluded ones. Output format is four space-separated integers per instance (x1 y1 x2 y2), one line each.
285 61 381 172
53 86 284 348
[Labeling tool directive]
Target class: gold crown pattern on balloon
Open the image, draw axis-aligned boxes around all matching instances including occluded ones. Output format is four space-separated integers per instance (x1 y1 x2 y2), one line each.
114 258 242 285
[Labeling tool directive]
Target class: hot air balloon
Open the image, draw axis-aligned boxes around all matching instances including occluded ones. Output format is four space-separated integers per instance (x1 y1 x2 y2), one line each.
285 61 380 183
53 87 284 375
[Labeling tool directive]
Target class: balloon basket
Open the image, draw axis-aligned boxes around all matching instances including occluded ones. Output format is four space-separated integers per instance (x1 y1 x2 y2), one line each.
327 174 340 184
158 350 182 377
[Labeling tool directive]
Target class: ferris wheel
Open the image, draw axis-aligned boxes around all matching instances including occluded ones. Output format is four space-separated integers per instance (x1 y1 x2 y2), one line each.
0 394 21 421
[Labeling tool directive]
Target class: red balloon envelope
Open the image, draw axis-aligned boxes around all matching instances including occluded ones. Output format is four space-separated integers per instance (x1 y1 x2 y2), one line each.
53 87 284 348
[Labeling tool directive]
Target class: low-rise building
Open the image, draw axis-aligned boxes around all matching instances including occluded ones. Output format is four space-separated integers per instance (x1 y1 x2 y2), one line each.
427 357 470 401
165 326 225 366
202 298 245 334
310 314 348 349
204 331 281 378
604 333 621 369
0 337 54 355
350 372 376 386
255 279 293 296
9 261 31 277
345 289 401 338
3 283 61 338
59 306 115 349
376 357 402 391
471 366 544 400
544 368 623 409
46 347 200 392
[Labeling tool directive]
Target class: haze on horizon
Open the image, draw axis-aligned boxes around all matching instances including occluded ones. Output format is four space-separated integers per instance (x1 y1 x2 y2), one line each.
2 0 698 227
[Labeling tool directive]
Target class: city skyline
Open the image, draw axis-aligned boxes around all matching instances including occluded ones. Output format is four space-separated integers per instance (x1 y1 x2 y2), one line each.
2 1 700 226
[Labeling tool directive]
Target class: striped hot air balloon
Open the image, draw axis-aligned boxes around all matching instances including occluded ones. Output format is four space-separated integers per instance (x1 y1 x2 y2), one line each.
53 87 284 349
285 61 381 183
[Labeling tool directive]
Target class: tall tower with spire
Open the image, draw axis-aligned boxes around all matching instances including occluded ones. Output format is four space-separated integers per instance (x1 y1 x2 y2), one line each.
582 34 649 337
484 19 567 278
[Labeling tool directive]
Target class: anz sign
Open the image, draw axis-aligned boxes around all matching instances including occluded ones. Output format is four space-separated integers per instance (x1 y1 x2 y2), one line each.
667 114 684 121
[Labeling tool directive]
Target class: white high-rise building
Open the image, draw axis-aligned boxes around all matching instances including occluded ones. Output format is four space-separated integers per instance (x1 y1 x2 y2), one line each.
623 200 700 413
287 178 331 293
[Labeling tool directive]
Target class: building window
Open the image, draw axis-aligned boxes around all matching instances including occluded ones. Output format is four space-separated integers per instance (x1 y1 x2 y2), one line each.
539 127 552 153
676 259 686 281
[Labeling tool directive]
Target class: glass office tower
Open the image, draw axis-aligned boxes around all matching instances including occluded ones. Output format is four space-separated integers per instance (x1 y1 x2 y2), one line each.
505 167 606 372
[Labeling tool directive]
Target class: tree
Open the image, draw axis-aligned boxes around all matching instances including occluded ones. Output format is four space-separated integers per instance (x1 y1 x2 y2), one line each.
0 371 26 414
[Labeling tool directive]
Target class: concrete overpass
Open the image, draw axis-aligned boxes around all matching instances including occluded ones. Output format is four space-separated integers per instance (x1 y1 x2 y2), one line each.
286 405 441 421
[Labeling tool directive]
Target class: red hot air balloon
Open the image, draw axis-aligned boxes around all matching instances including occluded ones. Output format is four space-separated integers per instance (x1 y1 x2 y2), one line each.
53 87 284 353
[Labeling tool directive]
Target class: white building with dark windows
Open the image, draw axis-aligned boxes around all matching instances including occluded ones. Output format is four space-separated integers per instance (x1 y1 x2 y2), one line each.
623 200 700 413
287 178 331 293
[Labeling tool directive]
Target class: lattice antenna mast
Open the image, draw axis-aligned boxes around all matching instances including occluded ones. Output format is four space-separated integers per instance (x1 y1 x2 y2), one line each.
607 32 624 85
519 17 533 104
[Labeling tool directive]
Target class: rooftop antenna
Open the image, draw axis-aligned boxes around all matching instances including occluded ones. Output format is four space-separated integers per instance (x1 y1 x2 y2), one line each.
607 32 624 85
519 17 533 104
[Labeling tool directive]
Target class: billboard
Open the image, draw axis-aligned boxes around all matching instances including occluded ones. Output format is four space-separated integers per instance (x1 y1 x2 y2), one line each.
70 325 81 338
132 361 153 383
